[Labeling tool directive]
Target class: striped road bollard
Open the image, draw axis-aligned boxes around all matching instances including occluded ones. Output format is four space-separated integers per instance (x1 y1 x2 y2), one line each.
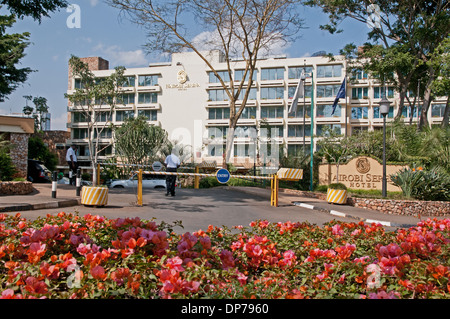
326 187 348 205
80 186 108 207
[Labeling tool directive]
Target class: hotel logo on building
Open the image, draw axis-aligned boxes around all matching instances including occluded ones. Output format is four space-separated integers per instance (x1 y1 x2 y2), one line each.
166 70 200 90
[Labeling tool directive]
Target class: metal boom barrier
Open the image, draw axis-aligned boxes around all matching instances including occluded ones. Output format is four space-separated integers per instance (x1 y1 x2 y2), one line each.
97 163 302 207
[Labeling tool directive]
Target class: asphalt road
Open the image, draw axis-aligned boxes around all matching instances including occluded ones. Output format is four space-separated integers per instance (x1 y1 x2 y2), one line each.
15 187 358 233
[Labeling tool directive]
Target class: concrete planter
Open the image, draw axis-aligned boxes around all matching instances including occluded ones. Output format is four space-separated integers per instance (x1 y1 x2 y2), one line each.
326 188 348 205
81 186 108 207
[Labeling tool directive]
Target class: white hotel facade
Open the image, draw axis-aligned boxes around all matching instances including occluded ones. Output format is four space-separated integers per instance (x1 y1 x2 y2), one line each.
66 50 448 167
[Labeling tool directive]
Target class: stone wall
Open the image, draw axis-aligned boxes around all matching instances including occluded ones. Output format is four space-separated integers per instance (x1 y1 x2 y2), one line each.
280 188 450 217
0 181 33 195
9 133 30 178
347 197 450 217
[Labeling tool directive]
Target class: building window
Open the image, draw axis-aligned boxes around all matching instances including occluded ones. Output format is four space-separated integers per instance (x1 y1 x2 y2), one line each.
74 79 84 89
234 126 257 138
402 105 422 118
352 87 369 99
208 108 230 120
431 104 446 118
288 105 311 118
234 144 256 157
73 112 88 123
317 104 341 117
138 110 157 121
138 75 158 86
209 71 230 83
288 66 313 79
351 69 368 80
208 144 225 157
373 106 394 119
77 145 90 157
262 125 283 138
123 76 135 87
261 106 284 119
96 111 112 122
317 84 343 98
288 125 311 137
351 107 369 119
138 92 158 104
235 88 257 100
288 144 310 156
234 69 257 82
261 67 285 81
208 126 228 139
288 85 312 99
98 145 113 156
73 128 88 139
238 107 257 119
317 65 342 78
261 87 284 99
316 124 341 136
208 89 229 102
374 87 395 99
94 128 112 139
116 110 135 122
118 93 135 105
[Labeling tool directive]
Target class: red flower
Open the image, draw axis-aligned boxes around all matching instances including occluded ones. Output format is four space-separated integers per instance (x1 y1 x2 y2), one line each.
91 265 107 281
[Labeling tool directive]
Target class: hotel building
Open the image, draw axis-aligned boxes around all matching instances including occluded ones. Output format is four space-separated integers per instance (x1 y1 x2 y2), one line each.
66 50 448 167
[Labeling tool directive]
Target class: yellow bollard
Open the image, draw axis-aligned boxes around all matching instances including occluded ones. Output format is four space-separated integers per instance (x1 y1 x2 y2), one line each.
271 174 279 207
137 169 143 206
194 166 200 189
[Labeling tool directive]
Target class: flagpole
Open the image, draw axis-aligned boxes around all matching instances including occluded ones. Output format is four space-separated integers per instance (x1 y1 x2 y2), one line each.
310 71 314 192
345 66 348 137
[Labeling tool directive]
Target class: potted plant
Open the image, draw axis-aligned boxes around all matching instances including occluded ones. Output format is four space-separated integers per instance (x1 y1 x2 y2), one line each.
326 183 348 204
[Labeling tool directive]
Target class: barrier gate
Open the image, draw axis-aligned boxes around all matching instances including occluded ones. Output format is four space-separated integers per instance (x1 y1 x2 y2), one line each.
99 164 302 207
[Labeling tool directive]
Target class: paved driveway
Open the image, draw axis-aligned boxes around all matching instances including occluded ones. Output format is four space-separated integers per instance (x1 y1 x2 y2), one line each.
14 187 357 233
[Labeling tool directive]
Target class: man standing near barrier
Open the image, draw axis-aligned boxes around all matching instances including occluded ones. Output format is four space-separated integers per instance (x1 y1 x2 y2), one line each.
66 145 78 186
163 150 181 196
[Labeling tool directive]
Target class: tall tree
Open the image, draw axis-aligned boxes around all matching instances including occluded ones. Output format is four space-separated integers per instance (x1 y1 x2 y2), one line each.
0 14 32 102
306 0 449 129
114 116 171 166
0 1 68 101
107 0 303 163
65 56 126 186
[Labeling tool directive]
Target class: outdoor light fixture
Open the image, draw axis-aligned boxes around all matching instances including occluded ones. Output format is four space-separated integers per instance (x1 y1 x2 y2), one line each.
379 94 391 198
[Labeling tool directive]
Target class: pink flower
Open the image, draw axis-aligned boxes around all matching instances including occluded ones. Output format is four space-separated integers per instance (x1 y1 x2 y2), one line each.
236 271 248 285
332 224 344 236
220 250 235 270
165 256 184 272
0 289 16 299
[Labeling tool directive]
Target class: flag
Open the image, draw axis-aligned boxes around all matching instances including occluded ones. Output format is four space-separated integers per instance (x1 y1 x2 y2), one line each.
288 70 305 114
331 78 346 115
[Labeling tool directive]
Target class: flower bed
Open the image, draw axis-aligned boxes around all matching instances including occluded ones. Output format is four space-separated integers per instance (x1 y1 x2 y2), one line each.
0 212 449 299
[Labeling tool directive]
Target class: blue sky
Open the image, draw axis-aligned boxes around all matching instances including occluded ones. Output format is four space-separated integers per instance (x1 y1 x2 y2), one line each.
0 0 369 130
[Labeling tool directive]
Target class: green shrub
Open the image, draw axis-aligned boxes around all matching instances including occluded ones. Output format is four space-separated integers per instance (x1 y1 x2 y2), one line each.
199 177 222 188
0 152 16 181
328 183 347 190
390 167 450 201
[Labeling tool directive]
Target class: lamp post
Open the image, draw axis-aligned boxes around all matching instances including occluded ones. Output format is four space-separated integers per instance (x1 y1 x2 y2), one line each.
379 94 391 198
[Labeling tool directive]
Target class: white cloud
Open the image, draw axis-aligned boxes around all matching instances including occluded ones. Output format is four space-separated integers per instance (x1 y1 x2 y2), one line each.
90 0 99 7
93 44 148 67
190 30 291 58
